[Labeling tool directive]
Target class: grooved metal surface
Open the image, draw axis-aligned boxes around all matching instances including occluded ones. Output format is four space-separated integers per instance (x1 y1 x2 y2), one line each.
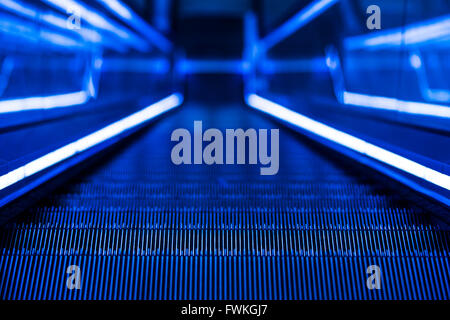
1 103 449 300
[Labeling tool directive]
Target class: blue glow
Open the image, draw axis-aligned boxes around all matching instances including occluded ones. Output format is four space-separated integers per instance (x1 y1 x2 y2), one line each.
342 91 450 118
243 11 258 64
410 52 450 103
83 55 103 99
0 93 183 191
246 93 450 191
325 45 345 102
260 57 328 73
102 58 170 73
423 89 450 104
43 0 121 34
0 14 35 42
40 13 102 44
177 59 250 74
409 54 422 69
0 91 90 114
243 11 259 94
97 0 173 53
0 12 86 50
325 56 337 70
0 0 131 51
0 52 103 113
99 0 132 20
42 0 149 52
324 45 450 117
153 0 170 32
259 0 339 52
345 15 450 50
0 56 14 96
0 0 35 18
40 30 83 48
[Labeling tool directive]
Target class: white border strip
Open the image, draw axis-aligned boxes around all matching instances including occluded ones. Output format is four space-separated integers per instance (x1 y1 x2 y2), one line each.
246 93 450 190
0 93 183 190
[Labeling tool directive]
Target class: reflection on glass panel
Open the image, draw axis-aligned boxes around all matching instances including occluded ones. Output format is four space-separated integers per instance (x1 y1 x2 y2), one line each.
251 0 450 119
0 0 175 115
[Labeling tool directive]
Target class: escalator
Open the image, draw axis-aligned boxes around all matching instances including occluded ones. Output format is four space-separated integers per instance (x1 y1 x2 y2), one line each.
1 100 448 300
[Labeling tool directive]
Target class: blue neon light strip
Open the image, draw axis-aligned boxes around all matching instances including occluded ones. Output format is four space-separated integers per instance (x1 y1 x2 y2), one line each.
97 0 173 53
0 12 87 50
0 0 99 43
40 13 102 44
345 14 450 50
0 0 135 52
342 91 450 118
0 0 34 17
259 0 339 52
42 0 149 52
0 91 90 114
246 93 450 192
0 93 183 191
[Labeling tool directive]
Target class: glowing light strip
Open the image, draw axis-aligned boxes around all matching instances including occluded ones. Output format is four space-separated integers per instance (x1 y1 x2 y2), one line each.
97 0 172 53
42 0 149 52
99 0 132 20
0 54 101 113
324 45 450 119
39 13 102 43
342 92 450 118
0 93 183 191
0 0 35 17
345 14 450 50
0 0 130 52
0 0 102 44
259 0 339 52
246 94 450 190
0 12 87 50
0 91 90 114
